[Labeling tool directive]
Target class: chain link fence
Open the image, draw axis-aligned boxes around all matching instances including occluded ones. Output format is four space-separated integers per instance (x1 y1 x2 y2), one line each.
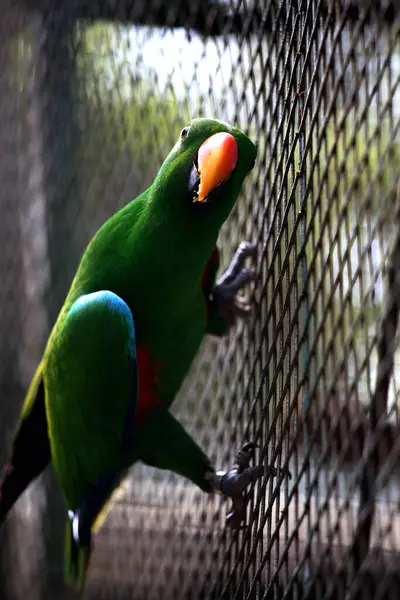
0 1 399 599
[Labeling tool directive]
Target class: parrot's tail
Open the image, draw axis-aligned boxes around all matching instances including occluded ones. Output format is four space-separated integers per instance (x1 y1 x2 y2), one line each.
0 378 51 524
64 514 91 592
64 479 115 592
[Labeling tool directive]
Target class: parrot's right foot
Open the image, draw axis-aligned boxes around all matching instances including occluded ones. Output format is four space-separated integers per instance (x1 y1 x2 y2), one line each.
205 442 290 529
211 241 257 326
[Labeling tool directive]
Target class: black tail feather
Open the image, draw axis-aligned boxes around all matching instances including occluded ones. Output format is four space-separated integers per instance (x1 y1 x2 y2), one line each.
0 380 51 523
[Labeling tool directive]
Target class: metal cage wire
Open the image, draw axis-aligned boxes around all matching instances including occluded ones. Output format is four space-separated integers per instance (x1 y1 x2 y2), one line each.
0 1 399 599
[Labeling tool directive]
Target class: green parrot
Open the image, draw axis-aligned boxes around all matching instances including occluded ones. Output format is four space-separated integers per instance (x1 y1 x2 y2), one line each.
0 118 266 590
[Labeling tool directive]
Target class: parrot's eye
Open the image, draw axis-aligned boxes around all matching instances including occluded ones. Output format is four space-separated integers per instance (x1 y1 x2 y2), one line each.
248 159 256 172
180 127 189 140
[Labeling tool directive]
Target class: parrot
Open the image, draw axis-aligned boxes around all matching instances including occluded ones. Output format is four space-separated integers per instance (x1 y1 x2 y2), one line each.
0 118 271 591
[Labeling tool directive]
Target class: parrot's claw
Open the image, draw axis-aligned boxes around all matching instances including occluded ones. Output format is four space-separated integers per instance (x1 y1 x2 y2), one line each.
212 241 257 326
206 442 291 530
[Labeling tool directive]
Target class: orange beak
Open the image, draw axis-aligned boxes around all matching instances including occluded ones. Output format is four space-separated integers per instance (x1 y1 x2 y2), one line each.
194 132 238 202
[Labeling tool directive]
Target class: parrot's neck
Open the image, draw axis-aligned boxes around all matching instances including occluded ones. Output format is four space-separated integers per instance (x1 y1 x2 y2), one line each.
137 181 224 288
139 203 220 292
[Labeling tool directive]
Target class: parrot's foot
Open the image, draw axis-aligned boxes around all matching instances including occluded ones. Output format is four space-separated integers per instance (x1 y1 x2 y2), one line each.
206 442 291 530
212 241 257 326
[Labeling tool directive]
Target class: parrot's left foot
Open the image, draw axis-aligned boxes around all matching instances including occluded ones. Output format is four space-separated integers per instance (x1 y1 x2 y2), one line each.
206 442 291 529
212 241 257 326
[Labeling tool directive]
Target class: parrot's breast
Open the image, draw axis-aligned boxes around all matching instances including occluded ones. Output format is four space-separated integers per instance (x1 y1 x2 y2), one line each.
133 289 207 421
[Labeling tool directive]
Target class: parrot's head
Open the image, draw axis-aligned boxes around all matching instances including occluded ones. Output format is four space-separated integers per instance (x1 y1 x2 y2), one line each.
152 118 257 234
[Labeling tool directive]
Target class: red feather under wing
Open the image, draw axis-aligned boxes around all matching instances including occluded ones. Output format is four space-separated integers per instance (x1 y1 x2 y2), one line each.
201 246 219 293
134 346 162 424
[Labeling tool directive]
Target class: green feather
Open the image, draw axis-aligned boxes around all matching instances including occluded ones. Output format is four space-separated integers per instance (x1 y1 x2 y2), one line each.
64 516 90 591
44 290 137 508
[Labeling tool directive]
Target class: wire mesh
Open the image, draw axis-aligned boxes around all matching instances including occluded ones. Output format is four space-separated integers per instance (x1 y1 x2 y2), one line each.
0 1 399 599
